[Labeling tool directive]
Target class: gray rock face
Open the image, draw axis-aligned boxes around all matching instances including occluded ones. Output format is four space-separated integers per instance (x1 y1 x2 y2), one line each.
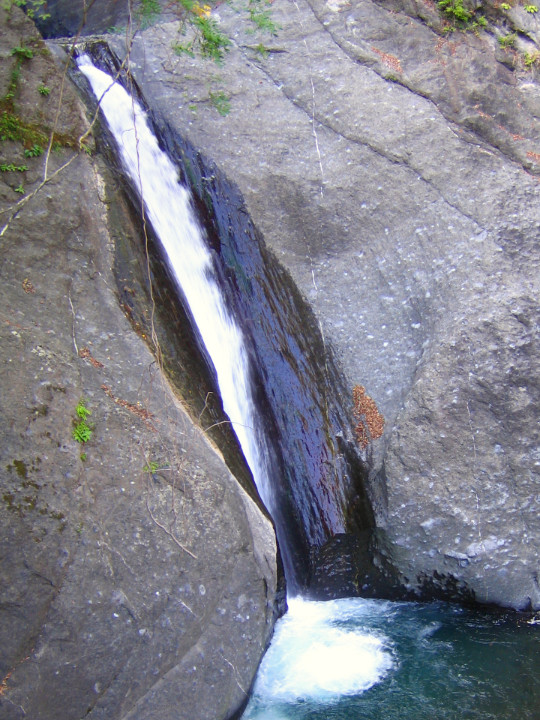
106 0 539 608
0 8 278 720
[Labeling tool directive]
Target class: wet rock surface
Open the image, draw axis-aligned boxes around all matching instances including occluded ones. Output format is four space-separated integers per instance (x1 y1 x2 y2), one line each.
101 0 540 609
0 8 278 720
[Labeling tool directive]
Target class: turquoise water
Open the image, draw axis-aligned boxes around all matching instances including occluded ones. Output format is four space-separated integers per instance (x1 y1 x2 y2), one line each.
242 597 539 720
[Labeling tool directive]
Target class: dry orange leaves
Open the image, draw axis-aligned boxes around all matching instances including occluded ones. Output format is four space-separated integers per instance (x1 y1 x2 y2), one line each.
352 384 385 449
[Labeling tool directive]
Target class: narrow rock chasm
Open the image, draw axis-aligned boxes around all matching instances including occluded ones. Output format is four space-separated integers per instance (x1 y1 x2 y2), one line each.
75 42 394 598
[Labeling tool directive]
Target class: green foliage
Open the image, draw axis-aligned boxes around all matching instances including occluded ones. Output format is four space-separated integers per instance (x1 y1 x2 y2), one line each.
194 16 231 61
75 399 92 420
11 45 34 60
143 460 170 473
136 0 161 26
73 422 92 443
255 42 269 58
73 399 93 445
438 0 472 23
0 42 48 151
24 143 43 157
38 84 50 96
501 2 511 8
209 90 231 115
524 49 540 66
0 108 48 147
5 67 20 101
10 0 51 20
14 183 24 194
173 42 196 58
140 0 161 14
0 162 27 171
0 110 22 140
248 0 279 35
498 32 516 47
143 460 160 473
172 2 230 62
438 0 488 31
524 4 538 12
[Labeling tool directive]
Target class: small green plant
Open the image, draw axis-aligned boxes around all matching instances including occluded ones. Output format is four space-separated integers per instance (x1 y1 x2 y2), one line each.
5 67 20 101
75 399 92 420
437 0 487 30
14 183 24 194
248 0 280 35
209 90 231 116
11 45 34 60
172 9 230 62
143 460 160 474
438 0 472 23
143 460 170 473
73 399 93 445
255 43 270 58
0 108 49 147
0 162 27 171
38 84 50 96
0 110 19 141
11 0 51 20
24 144 43 158
498 32 517 47
524 49 540 66
73 420 92 443
501 2 511 8
173 42 196 58
194 16 231 61
136 0 161 26
524 4 538 12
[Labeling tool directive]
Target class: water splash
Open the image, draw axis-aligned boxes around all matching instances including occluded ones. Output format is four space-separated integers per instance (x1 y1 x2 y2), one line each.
250 597 395 703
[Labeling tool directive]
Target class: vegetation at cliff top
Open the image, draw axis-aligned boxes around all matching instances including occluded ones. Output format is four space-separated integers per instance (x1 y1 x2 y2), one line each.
4 0 50 21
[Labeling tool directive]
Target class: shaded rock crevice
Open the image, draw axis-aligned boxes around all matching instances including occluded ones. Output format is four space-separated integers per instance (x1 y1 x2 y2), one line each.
76 41 390 596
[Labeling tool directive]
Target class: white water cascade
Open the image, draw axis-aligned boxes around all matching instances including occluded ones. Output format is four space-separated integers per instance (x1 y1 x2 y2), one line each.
78 53 286 567
77 54 399 708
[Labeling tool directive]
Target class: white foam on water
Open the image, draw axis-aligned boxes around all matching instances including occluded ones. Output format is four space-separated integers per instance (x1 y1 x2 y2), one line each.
252 597 395 703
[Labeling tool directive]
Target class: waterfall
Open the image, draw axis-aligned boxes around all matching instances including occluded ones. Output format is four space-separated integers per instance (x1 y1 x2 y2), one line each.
77 55 297 588
76 56 539 720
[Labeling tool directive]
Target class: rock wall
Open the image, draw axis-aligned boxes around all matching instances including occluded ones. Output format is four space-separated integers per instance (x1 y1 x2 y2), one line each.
103 0 539 609
0 8 278 720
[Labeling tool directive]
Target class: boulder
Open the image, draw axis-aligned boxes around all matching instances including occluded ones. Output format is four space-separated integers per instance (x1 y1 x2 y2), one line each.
0 7 278 720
